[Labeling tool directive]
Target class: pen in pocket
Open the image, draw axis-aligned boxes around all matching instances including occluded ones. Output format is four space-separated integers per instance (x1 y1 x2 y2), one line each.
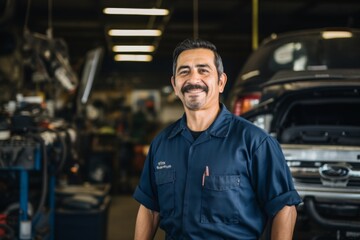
202 166 210 187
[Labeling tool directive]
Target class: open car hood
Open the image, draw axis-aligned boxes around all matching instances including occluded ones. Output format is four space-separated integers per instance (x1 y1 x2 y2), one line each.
263 69 360 87
259 69 360 102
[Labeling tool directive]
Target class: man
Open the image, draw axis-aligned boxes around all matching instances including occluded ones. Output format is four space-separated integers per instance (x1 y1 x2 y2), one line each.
133 39 302 239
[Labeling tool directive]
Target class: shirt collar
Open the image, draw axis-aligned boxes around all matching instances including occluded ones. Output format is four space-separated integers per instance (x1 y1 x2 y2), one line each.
168 103 232 139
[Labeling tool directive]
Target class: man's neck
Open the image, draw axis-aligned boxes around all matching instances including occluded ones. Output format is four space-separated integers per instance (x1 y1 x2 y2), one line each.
185 104 221 131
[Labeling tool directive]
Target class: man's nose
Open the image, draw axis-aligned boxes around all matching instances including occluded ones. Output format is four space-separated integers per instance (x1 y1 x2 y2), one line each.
188 70 201 82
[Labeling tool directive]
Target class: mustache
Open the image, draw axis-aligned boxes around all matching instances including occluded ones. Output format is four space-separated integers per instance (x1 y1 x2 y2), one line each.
181 84 208 94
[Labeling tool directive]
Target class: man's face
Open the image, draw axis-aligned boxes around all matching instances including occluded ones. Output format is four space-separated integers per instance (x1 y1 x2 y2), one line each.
171 48 227 111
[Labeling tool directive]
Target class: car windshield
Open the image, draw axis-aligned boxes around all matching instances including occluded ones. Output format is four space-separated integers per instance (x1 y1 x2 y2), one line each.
239 30 360 85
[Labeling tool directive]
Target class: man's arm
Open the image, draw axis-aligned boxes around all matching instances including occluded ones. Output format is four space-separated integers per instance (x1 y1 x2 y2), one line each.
134 204 160 240
271 205 297 240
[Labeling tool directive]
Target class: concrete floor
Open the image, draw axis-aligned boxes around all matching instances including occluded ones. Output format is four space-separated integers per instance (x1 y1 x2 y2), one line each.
107 194 165 240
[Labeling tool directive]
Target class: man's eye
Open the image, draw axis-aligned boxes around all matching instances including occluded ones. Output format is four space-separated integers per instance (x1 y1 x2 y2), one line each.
179 71 188 75
199 69 209 74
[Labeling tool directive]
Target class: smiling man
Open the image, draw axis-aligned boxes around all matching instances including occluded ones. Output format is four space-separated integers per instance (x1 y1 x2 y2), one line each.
133 39 301 240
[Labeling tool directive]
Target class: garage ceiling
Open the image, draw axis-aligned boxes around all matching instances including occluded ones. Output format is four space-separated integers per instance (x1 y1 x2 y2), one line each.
5 0 360 94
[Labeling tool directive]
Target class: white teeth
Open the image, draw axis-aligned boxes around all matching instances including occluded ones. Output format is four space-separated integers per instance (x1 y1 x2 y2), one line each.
188 89 203 92
186 90 203 94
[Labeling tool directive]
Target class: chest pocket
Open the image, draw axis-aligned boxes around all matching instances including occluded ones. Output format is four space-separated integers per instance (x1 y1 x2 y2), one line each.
155 170 175 217
201 175 241 224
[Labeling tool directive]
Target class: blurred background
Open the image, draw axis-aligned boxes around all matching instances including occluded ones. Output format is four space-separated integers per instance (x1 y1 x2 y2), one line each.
1 0 360 239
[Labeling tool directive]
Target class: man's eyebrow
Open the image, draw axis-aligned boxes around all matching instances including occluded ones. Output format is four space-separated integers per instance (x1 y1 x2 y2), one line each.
196 63 211 69
176 64 211 73
176 65 190 73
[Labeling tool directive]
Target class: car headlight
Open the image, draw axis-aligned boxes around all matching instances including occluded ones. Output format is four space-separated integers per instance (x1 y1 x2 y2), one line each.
252 114 273 132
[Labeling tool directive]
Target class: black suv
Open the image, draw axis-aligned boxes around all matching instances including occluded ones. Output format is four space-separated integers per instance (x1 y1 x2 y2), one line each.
228 29 360 239
227 28 360 115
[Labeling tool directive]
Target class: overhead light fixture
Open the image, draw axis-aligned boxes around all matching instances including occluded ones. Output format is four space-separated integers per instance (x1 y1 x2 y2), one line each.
103 8 169 16
322 31 353 39
114 54 153 62
112 45 155 52
108 29 162 36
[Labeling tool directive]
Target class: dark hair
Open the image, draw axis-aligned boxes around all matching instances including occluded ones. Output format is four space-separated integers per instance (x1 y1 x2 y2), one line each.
172 39 224 77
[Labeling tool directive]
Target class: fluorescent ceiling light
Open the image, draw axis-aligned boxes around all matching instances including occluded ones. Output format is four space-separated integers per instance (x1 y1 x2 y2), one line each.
322 31 353 39
103 8 169 16
108 29 162 36
114 54 153 62
112 45 155 52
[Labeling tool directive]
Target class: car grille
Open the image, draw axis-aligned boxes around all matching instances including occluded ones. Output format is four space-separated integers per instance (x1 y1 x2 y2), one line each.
281 144 360 188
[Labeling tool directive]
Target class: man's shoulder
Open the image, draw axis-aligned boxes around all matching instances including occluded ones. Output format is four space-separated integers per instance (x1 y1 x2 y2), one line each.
229 114 270 140
231 114 263 131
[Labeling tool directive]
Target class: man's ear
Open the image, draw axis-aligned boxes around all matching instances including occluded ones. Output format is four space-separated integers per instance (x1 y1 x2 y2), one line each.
171 76 177 95
219 73 227 93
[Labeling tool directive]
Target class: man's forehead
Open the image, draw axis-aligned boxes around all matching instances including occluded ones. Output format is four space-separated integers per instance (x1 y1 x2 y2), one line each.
177 48 215 67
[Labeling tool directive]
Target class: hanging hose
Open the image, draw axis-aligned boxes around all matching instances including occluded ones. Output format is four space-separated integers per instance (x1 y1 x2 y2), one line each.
0 0 15 25
27 134 48 223
193 0 199 39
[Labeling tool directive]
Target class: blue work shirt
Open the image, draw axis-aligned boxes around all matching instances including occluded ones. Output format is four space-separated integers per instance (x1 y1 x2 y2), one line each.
133 104 301 239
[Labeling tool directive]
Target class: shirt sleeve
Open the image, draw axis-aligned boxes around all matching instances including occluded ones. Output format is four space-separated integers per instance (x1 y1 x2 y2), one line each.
250 136 302 218
133 144 160 212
